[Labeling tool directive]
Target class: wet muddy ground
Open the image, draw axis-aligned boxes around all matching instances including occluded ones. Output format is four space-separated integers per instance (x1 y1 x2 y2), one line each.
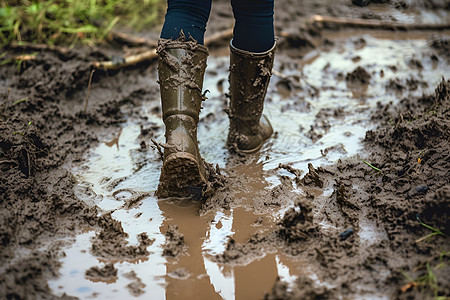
1 0 450 299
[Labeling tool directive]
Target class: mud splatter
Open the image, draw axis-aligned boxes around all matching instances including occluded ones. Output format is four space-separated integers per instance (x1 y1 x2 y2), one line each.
85 263 118 282
162 225 188 257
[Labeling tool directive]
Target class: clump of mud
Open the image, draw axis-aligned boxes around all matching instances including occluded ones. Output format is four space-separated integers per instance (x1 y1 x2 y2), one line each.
85 263 118 282
124 271 146 297
162 225 188 257
346 66 371 84
263 78 450 299
91 214 152 260
277 200 318 243
265 276 331 300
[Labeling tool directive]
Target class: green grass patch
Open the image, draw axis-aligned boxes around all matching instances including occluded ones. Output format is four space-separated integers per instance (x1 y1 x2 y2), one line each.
0 0 164 46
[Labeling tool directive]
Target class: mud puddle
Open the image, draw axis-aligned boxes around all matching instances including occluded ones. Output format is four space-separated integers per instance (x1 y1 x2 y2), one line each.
49 31 449 299
368 3 449 25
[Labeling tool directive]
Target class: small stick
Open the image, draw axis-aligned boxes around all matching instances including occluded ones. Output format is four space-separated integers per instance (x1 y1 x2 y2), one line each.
204 28 234 46
84 70 95 113
92 28 234 70
92 49 157 70
151 138 164 161
272 69 289 80
13 55 37 61
9 43 70 55
108 30 158 48
310 15 450 30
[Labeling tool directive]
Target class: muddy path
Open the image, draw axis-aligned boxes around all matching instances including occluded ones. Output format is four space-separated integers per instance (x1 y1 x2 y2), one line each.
1 0 450 299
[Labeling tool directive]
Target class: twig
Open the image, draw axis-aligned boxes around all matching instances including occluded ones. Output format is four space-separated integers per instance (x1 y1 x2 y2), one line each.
9 42 70 55
108 30 158 48
92 48 157 70
92 28 234 70
310 15 450 30
151 138 164 161
272 69 289 80
204 28 234 46
84 70 95 113
13 55 36 61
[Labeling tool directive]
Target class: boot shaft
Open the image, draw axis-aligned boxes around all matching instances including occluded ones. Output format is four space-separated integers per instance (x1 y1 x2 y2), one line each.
227 41 276 153
157 39 208 123
228 41 276 129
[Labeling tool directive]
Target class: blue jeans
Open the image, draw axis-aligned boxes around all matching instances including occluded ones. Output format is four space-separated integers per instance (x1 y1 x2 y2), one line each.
160 0 275 52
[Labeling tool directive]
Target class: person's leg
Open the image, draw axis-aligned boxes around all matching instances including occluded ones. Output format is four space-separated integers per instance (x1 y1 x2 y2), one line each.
227 0 276 154
156 0 212 198
160 0 212 44
230 0 275 52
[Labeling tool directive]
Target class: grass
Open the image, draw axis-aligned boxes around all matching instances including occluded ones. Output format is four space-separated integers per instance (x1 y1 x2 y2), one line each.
401 257 449 299
0 0 164 46
416 222 447 243
362 160 382 172
13 120 32 135
402 221 449 299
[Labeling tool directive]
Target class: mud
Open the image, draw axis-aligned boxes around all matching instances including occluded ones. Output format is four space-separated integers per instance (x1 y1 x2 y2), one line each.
162 225 187 257
1 0 450 299
262 78 450 300
85 263 118 283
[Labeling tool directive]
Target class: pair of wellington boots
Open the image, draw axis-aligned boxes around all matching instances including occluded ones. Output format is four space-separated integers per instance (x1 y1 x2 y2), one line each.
155 38 276 199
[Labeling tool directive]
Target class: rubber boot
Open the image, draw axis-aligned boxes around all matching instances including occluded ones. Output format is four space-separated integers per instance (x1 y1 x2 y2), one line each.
227 41 276 154
155 38 208 198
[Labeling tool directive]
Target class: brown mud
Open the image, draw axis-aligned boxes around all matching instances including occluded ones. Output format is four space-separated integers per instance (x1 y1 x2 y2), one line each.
1 0 450 299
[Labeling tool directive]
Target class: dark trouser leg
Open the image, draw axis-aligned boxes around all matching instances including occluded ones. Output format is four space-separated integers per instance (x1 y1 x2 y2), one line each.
160 0 212 44
231 0 275 52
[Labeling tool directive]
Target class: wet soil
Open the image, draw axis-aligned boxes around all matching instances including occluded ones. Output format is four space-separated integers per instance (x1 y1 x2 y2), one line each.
1 0 450 299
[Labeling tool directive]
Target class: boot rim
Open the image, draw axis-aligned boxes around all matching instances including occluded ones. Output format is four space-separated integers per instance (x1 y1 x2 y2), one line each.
230 39 276 58
158 38 208 55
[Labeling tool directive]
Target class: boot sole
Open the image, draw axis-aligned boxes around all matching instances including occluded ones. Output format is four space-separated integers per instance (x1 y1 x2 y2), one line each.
156 152 207 199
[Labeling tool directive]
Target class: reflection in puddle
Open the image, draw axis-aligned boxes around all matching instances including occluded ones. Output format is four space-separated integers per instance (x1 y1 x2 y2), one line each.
50 32 449 298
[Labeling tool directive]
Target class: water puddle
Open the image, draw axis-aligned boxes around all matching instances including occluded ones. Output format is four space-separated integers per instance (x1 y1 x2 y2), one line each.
368 3 449 25
49 31 449 298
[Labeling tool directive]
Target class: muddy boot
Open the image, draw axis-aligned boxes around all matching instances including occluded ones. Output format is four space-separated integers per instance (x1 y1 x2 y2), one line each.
227 41 276 154
155 39 209 198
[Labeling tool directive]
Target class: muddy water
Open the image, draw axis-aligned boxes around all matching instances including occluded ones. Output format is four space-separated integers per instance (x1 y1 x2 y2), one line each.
49 32 449 299
369 2 449 25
